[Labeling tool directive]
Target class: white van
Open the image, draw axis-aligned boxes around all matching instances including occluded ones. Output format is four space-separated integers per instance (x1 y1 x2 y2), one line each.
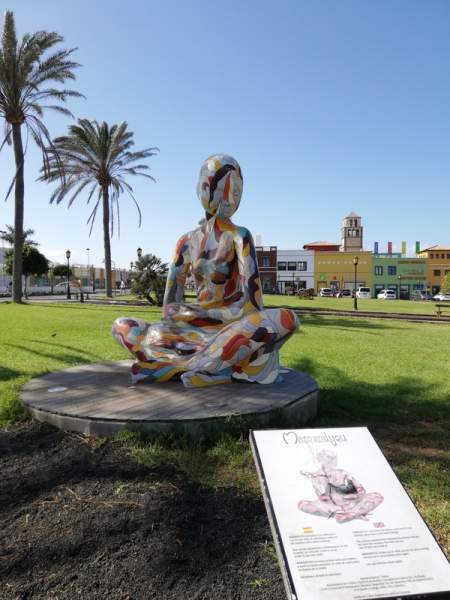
356 287 371 299
377 289 397 300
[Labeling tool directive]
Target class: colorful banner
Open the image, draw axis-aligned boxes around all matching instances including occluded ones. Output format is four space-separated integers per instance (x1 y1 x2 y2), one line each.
416 241 421 254
374 241 379 254
387 241 393 254
402 241 407 255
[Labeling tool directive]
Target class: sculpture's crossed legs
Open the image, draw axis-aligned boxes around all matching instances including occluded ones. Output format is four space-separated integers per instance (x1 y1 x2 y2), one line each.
112 308 298 387
298 492 384 523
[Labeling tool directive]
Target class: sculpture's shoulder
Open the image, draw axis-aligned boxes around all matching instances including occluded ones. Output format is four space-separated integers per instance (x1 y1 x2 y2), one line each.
174 229 196 258
231 225 256 252
232 224 254 243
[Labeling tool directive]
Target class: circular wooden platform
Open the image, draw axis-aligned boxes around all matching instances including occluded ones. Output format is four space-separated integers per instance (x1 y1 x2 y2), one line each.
21 360 319 436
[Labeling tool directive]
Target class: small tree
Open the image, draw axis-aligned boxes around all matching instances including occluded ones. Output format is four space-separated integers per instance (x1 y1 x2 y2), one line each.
441 272 450 294
52 264 73 278
5 246 49 296
131 253 168 306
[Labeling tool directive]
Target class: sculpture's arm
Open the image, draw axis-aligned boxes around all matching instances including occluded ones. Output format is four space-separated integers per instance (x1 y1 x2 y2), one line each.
347 474 365 495
163 232 191 315
311 475 332 500
235 227 264 312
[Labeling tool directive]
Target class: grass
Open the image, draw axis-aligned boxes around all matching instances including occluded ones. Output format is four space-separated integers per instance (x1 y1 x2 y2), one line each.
0 302 449 552
90 291 444 315
264 293 444 315
0 302 160 423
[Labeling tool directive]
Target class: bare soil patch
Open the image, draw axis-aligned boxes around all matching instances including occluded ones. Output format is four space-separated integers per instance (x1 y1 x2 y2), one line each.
0 422 283 600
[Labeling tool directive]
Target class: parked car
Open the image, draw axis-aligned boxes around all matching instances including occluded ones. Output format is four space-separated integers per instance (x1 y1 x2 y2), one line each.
336 289 352 298
377 289 396 300
319 288 334 297
356 287 371 299
433 293 450 301
412 290 433 301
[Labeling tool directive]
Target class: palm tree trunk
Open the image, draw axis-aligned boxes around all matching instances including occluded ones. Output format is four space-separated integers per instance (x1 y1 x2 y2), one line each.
102 186 113 298
12 123 24 303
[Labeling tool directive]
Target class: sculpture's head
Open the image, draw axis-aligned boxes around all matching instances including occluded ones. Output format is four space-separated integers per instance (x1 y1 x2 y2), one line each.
197 154 243 219
316 449 338 470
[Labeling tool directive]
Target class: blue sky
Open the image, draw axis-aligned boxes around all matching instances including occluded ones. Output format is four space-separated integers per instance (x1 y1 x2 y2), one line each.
1 0 449 268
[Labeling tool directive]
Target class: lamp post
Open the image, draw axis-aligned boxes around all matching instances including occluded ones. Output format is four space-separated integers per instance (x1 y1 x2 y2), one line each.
129 261 134 290
353 255 359 311
66 249 71 300
86 247 90 291
137 247 142 259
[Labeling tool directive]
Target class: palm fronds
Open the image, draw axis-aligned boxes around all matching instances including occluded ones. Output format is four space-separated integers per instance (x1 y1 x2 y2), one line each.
0 10 83 184
41 118 158 236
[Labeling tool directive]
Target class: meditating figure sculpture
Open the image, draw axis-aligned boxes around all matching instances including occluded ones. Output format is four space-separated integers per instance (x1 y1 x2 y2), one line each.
112 154 298 387
297 449 384 523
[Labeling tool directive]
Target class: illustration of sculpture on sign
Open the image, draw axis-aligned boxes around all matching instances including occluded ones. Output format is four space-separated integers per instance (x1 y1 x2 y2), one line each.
297 449 384 523
112 154 298 387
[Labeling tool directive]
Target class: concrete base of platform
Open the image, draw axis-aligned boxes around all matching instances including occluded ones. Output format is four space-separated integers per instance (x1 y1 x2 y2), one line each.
21 360 319 437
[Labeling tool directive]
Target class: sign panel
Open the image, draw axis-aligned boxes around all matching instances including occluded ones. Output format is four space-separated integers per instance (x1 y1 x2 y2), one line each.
250 427 449 600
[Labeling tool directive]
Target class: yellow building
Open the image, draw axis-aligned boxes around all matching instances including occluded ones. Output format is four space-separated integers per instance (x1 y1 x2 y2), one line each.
417 246 450 294
315 251 372 293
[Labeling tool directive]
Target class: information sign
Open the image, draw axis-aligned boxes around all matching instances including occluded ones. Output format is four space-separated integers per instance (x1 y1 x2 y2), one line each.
250 427 449 600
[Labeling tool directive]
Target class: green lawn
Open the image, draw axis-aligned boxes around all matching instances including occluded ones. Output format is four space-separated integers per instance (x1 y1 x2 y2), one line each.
92 292 445 316
1 302 449 552
264 293 443 315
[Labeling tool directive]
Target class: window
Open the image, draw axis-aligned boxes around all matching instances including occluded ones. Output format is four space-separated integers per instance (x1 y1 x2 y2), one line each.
298 261 307 271
287 262 297 271
433 269 441 277
355 229 359 236
277 262 286 271
262 278 272 292
262 256 270 267
388 266 397 276
447 254 450 259
374 266 383 276
442 254 445 259
430 254 434 258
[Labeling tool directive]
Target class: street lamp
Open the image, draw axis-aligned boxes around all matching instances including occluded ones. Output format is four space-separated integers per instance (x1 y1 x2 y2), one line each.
86 247 90 291
66 249 71 300
137 247 142 259
353 255 359 311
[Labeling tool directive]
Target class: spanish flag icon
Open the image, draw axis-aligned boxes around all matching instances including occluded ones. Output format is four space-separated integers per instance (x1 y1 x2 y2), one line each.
303 526 313 534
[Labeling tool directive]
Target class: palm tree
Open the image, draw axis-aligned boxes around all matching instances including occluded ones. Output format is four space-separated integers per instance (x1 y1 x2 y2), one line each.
41 119 158 297
0 225 38 247
131 253 168 305
0 11 81 302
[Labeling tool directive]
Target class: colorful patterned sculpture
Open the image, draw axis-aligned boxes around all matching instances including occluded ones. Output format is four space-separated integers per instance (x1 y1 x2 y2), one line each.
112 154 298 387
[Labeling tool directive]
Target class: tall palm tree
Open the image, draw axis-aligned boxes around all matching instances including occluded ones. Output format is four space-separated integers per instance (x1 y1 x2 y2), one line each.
0 11 81 302
41 119 158 297
0 225 38 247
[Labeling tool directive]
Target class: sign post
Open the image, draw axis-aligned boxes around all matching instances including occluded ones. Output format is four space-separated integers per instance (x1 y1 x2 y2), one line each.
251 427 450 600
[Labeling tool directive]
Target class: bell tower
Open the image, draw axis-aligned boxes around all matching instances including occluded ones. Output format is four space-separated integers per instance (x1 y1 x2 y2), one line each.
341 212 363 252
